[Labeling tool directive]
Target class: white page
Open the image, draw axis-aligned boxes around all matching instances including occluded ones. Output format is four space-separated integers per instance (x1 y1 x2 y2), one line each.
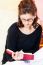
30 47 43 65
34 47 43 60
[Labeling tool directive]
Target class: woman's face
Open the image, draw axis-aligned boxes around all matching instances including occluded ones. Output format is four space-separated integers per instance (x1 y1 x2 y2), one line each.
20 13 36 28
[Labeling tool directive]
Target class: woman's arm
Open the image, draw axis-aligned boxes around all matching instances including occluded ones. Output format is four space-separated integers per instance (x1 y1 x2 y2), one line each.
2 23 18 64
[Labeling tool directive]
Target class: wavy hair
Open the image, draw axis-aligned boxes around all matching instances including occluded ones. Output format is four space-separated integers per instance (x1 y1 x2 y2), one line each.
17 0 38 28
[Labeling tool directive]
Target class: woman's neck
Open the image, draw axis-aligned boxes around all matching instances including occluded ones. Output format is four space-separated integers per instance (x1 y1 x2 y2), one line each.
24 25 33 30
19 25 35 35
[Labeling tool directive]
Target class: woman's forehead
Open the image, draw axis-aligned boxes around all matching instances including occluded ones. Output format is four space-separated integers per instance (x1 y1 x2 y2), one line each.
20 13 35 19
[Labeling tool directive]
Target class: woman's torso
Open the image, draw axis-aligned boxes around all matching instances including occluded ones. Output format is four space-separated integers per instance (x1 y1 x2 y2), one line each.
10 22 42 53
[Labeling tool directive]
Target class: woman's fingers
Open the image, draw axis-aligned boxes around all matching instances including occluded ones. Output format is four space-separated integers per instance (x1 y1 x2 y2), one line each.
18 50 24 59
12 51 24 60
12 52 16 60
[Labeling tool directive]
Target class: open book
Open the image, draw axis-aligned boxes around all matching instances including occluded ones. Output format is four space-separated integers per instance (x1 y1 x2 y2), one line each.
4 48 43 65
6 49 34 60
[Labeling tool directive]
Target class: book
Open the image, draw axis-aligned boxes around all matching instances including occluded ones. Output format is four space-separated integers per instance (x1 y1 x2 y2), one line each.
6 49 34 60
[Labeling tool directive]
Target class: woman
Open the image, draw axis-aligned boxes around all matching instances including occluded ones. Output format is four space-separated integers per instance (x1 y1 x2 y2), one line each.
2 0 42 64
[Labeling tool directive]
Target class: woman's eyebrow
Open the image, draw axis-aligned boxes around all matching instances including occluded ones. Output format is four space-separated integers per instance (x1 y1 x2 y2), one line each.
22 18 34 20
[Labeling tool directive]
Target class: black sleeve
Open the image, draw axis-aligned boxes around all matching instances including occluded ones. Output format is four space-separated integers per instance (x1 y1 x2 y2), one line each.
2 23 18 64
33 25 42 53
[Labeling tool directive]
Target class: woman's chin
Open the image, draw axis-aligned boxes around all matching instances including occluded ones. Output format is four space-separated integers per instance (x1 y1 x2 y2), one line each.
25 25 31 28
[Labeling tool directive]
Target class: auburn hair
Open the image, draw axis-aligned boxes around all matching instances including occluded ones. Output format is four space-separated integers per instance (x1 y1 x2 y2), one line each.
17 0 38 28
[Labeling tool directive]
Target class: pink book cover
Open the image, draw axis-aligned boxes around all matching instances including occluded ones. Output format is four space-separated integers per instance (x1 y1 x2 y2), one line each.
6 49 34 60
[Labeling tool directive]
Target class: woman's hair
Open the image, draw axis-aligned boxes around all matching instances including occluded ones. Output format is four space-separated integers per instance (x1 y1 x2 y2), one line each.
17 0 39 28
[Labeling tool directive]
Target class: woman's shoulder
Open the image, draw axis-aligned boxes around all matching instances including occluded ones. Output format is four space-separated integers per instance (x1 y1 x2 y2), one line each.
9 22 17 29
35 23 42 34
8 22 18 32
34 23 42 31
8 22 17 33
37 23 42 31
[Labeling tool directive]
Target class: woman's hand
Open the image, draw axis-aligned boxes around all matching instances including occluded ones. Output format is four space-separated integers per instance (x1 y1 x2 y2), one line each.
12 50 24 60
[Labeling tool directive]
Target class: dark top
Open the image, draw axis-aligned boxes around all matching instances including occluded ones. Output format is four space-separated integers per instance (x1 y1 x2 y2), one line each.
2 22 42 64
